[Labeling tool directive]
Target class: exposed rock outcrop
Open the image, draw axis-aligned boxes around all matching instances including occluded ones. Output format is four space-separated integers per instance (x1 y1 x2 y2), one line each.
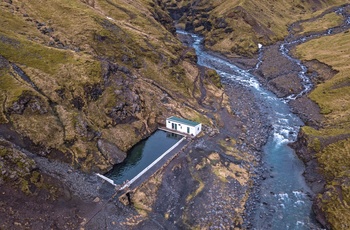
97 138 127 166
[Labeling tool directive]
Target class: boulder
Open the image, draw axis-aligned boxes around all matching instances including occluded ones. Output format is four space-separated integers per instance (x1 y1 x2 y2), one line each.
97 139 127 165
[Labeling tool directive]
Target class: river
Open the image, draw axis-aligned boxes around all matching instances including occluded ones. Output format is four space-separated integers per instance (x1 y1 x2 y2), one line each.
177 30 320 229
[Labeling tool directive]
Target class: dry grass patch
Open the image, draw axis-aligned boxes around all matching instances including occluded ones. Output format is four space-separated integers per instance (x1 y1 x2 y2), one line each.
185 176 205 203
295 31 350 126
295 19 350 230
208 152 249 185
186 156 206 203
11 113 64 148
219 138 255 163
299 12 343 35
133 172 164 216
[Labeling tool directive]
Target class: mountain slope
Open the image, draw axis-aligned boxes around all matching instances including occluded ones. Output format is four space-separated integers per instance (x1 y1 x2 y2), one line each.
0 0 225 174
160 0 346 56
0 0 230 227
0 3 230 225
1 0 349 229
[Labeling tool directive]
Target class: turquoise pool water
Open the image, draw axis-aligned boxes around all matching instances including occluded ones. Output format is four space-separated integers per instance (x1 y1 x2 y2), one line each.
105 130 183 184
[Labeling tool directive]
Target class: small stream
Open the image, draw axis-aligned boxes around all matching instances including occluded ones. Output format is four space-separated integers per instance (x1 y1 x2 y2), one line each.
178 30 318 229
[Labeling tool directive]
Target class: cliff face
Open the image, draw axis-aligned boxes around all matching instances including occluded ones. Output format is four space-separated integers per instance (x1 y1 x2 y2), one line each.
0 0 230 212
0 0 225 174
1 0 349 229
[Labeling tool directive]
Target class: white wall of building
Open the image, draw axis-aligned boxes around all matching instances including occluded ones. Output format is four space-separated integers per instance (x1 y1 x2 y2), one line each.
166 119 202 136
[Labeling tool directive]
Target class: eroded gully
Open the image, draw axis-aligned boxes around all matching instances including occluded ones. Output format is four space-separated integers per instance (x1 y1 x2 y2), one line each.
177 7 350 229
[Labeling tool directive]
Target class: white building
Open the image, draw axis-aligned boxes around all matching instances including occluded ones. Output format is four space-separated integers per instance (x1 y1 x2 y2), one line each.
166 116 202 136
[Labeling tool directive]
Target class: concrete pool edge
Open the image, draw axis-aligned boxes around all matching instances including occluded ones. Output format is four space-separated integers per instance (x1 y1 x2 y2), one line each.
118 136 186 191
95 129 192 195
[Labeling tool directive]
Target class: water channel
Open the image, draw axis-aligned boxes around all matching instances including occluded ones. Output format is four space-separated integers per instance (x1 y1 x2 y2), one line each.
178 30 318 229
105 130 182 184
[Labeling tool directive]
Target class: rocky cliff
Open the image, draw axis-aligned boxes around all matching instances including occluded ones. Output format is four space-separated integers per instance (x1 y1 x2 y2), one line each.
0 1 227 226
1 0 349 229
0 0 225 173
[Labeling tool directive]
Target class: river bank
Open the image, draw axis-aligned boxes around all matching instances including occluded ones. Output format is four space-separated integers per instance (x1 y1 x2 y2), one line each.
71 9 348 228
235 5 350 228
1 3 348 228
83 32 273 229
229 44 324 229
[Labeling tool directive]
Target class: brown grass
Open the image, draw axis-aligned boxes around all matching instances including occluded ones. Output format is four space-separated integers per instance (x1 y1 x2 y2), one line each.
299 12 343 35
200 0 346 55
295 22 350 230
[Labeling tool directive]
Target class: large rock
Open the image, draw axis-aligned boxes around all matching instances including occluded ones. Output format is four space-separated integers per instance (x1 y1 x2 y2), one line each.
97 139 127 166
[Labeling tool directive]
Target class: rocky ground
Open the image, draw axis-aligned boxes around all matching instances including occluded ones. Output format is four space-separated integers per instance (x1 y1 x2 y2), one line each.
82 76 272 229
0 18 325 230
1 1 348 229
125 5 350 228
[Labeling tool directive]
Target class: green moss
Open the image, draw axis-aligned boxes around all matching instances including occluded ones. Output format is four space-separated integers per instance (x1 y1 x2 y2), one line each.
16 161 25 169
320 182 350 229
309 137 321 152
0 151 6 158
20 179 30 194
318 139 350 179
302 126 350 137
0 34 69 75
206 69 222 88
0 70 28 104
30 171 41 184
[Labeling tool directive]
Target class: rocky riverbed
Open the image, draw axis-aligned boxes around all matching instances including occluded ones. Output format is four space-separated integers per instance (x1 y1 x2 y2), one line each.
1 2 349 228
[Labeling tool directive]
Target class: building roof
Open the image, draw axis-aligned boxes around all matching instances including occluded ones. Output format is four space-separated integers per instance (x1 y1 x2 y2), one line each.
167 116 200 127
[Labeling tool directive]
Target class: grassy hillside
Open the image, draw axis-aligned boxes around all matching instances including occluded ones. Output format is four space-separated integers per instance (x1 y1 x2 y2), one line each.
1 0 349 228
160 0 345 57
0 0 226 179
297 12 343 35
295 17 350 229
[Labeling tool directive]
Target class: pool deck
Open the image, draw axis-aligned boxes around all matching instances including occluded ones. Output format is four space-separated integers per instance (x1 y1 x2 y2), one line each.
95 127 194 204
123 137 189 190
114 131 192 204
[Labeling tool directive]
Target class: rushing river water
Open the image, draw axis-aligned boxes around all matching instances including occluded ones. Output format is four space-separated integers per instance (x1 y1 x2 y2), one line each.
178 30 319 229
